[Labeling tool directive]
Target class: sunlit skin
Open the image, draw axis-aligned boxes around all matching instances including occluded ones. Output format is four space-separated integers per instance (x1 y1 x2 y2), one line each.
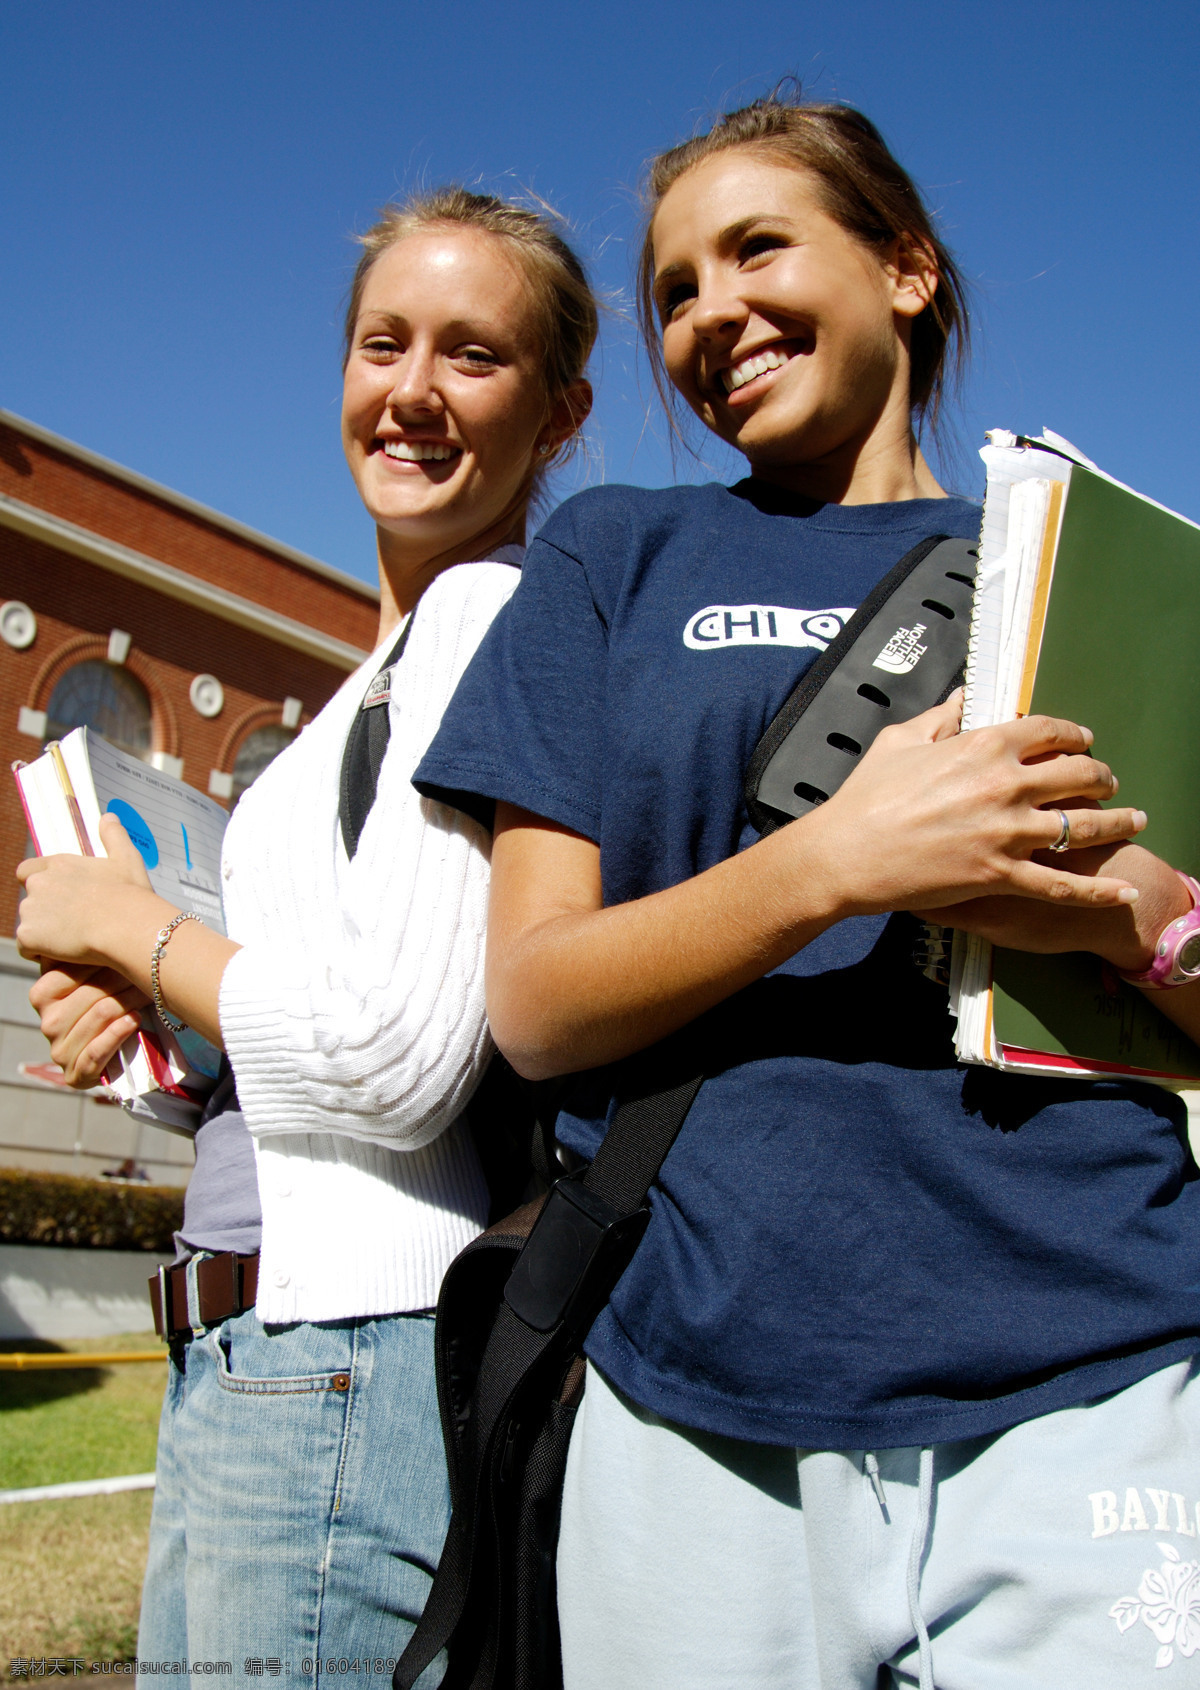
343 225 591 633
652 151 938 505
17 225 591 1079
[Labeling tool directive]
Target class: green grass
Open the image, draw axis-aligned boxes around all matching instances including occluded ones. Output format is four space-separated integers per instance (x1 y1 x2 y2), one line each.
0 1489 153 1673
0 1337 165 1676
0 1333 166 1492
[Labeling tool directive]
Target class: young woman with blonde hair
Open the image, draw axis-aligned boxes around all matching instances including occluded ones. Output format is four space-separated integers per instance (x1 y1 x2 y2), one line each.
18 186 594 1682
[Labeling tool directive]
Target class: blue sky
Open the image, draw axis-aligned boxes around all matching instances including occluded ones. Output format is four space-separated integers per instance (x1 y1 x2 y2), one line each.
3 1 1198 586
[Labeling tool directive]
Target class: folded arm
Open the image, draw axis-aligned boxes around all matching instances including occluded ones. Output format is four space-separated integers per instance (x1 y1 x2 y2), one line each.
488 701 1145 1080
918 841 1200 1045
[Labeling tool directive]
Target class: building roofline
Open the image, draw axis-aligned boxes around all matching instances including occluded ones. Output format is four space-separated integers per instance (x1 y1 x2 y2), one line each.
0 492 369 672
0 408 380 604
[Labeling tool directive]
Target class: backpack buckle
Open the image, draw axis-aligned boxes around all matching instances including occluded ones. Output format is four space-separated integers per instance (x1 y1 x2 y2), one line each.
503 1176 649 1335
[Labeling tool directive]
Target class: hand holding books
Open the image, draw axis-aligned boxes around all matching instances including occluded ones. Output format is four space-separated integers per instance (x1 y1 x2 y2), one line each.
29 962 149 1090
917 840 1190 969
13 727 239 1127
17 811 157 967
15 808 238 1113
803 693 1146 919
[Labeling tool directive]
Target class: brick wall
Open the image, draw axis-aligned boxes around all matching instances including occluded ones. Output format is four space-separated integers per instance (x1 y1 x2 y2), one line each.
0 418 378 650
2 526 362 932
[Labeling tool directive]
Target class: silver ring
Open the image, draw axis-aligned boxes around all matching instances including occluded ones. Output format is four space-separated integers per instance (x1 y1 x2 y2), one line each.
1048 810 1071 853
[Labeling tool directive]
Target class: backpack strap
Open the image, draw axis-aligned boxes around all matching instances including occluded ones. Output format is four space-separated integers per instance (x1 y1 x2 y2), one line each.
745 534 977 835
338 609 416 859
502 1051 704 1334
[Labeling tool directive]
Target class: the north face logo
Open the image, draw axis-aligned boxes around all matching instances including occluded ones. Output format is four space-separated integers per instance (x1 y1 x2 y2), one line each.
872 623 928 676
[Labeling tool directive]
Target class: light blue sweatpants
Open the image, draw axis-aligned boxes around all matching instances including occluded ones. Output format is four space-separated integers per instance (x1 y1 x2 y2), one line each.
557 1357 1200 1689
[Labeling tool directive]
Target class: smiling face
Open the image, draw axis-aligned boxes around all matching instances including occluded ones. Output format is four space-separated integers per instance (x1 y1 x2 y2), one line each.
651 150 935 501
341 226 553 564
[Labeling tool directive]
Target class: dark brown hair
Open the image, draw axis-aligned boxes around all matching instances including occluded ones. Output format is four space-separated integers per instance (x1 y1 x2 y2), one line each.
637 92 969 439
345 186 597 470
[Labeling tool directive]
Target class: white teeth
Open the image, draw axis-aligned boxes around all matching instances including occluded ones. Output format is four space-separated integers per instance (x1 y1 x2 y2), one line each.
382 440 458 462
722 347 791 393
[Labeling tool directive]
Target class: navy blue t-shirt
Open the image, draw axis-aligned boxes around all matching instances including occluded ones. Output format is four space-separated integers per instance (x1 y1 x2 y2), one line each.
416 481 1200 1449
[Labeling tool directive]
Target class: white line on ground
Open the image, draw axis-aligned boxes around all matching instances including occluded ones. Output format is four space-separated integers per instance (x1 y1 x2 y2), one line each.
0 1472 156 1505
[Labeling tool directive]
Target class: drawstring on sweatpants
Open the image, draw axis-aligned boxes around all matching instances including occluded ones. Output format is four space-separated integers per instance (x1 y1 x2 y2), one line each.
863 1451 890 1519
906 1446 936 1690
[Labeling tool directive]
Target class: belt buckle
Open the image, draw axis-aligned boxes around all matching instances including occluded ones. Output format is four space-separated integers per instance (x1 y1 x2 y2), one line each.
150 1263 184 1342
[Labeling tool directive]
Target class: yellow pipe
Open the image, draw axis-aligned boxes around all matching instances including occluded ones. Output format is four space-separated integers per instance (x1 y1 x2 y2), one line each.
0 1350 166 1371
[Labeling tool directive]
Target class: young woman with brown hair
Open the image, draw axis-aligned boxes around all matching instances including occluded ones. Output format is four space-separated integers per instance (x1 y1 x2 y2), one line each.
414 100 1200 1688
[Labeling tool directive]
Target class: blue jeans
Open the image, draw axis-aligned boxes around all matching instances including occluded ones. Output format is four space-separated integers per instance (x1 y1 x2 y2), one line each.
138 1301 447 1686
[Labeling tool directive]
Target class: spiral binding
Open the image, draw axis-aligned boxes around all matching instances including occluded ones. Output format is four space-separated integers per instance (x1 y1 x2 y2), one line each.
960 540 986 729
912 919 952 987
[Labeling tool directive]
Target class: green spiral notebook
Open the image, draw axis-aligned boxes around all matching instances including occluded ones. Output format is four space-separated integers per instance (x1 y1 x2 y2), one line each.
951 430 1200 1084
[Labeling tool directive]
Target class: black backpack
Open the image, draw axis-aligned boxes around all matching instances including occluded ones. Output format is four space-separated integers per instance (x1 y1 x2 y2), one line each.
395 1043 705 1690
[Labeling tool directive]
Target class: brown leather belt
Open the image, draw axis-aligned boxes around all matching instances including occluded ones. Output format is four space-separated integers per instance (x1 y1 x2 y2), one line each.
149 1251 259 1341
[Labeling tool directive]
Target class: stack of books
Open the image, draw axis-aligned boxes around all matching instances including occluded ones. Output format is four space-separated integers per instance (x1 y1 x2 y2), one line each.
950 430 1200 1086
13 728 229 1127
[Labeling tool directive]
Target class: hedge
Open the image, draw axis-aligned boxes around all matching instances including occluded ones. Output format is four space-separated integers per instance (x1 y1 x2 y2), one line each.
0 1168 183 1252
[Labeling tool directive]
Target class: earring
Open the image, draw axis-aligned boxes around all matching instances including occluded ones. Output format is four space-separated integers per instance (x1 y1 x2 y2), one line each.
537 442 552 457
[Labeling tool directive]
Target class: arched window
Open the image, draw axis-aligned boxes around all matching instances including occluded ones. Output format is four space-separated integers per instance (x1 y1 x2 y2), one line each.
232 726 296 801
44 661 152 758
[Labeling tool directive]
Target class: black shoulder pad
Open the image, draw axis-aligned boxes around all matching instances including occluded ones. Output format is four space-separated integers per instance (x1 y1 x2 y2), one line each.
745 534 978 836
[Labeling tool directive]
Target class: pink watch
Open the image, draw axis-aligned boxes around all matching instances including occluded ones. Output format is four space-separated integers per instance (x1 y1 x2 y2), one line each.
1118 872 1200 989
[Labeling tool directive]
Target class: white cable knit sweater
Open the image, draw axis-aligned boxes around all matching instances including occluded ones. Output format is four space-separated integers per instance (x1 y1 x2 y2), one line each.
217 554 521 1323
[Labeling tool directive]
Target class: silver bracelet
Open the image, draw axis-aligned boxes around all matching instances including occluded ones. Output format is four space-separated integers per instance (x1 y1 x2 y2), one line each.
150 912 201 1033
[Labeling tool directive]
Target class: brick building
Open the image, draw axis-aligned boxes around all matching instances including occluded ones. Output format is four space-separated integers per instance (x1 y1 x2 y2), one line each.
0 409 379 1184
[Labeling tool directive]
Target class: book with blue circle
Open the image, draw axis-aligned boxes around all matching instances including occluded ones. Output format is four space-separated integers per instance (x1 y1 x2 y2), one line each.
12 726 230 1124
